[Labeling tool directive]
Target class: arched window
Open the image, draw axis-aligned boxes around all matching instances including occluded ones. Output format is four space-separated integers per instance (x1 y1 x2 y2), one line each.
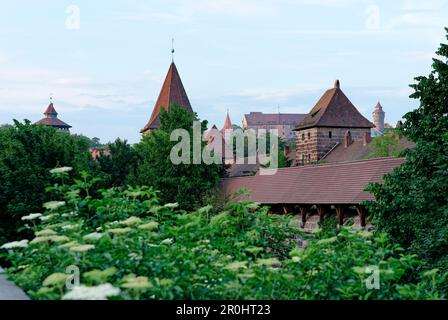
307 132 311 139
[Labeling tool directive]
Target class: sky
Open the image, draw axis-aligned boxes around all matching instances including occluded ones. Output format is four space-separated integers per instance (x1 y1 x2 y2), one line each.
0 0 447 144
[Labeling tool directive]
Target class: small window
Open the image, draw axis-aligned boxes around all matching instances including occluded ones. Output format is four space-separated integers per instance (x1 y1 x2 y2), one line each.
329 131 332 139
302 133 305 141
308 154 311 161
308 132 311 139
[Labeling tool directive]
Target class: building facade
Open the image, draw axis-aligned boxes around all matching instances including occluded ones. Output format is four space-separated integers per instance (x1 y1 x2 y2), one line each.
242 112 306 141
294 80 373 164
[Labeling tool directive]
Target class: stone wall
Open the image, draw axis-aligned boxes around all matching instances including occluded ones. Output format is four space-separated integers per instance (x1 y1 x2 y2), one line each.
295 127 371 164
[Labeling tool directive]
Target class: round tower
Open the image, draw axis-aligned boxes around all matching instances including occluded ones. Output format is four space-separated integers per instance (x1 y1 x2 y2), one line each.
373 101 385 133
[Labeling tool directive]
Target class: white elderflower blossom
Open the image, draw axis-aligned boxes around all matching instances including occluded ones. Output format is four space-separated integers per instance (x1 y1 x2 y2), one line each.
70 244 95 253
62 283 120 300
43 201 66 211
35 229 57 237
1 240 29 249
121 275 152 290
83 232 104 242
163 203 179 209
21 213 42 221
120 216 142 226
50 167 73 174
160 238 173 245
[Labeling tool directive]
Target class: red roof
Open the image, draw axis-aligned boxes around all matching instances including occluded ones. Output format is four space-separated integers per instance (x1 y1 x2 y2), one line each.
296 80 373 130
244 112 306 126
222 111 232 131
35 102 71 129
141 62 193 133
220 157 405 205
44 103 58 116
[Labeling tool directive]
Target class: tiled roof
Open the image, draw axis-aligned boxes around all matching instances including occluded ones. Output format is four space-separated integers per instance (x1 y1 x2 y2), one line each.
295 80 373 130
141 62 193 133
222 112 232 131
244 112 306 126
35 117 72 128
221 157 405 204
44 103 58 116
35 102 71 129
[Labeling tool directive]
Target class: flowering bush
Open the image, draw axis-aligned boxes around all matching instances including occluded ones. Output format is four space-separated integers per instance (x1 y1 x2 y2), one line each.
0 170 445 300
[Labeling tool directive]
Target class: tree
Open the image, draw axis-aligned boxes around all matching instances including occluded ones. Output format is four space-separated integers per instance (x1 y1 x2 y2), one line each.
0 120 95 244
131 105 221 210
366 130 402 159
97 139 139 187
366 28 448 278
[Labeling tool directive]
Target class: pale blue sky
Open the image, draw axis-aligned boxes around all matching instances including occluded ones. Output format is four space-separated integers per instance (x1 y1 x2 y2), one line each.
0 0 447 143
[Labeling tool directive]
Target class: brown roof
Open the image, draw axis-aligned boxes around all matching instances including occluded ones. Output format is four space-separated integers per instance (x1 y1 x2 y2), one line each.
35 102 71 129
322 136 415 164
222 111 232 131
44 103 58 116
295 80 373 130
244 112 306 126
141 62 193 133
220 157 405 205
35 117 72 128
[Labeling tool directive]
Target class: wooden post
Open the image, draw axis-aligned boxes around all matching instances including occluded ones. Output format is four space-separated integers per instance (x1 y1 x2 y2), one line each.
317 206 326 224
335 206 345 226
356 205 367 228
282 205 293 215
299 206 308 228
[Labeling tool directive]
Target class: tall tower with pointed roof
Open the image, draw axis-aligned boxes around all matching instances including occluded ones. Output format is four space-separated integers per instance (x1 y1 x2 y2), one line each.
373 101 385 133
221 109 233 142
294 80 373 164
35 100 72 131
141 62 193 134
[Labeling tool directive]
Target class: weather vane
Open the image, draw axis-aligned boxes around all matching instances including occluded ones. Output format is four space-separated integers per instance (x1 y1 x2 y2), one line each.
171 38 175 62
50 93 54 103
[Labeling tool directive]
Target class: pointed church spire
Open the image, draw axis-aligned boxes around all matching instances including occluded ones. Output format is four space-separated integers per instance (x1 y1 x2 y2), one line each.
141 61 193 134
222 109 232 131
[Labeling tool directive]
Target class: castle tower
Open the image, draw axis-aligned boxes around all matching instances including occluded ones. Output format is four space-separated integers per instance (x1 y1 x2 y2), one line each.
373 101 385 133
35 100 71 131
294 80 373 164
221 110 233 142
141 62 193 134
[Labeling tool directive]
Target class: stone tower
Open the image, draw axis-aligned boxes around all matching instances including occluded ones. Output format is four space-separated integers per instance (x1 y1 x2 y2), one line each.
294 80 373 164
373 101 385 134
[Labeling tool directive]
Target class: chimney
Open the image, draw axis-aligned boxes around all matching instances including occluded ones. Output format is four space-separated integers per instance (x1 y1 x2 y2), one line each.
363 132 372 146
344 130 352 148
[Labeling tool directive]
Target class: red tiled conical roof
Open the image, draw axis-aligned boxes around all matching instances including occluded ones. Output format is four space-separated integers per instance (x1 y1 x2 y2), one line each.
44 103 58 116
221 111 232 131
141 62 193 133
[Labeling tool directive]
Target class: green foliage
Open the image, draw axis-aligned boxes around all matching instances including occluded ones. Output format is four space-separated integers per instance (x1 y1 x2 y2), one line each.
97 139 139 187
131 105 221 210
366 28 448 285
0 120 95 244
0 170 445 300
367 130 402 159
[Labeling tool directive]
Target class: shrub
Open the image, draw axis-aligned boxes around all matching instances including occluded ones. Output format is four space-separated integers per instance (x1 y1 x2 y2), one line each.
0 170 445 300
0 120 96 244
